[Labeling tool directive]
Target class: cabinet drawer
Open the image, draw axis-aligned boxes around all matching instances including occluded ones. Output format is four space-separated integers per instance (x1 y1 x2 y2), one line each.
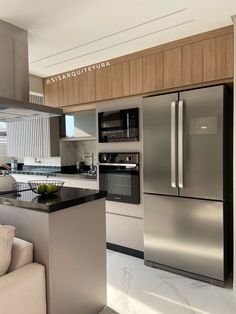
106 213 143 251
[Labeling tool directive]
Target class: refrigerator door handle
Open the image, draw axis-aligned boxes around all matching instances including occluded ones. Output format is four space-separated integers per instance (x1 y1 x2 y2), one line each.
171 101 177 188
178 100 184 188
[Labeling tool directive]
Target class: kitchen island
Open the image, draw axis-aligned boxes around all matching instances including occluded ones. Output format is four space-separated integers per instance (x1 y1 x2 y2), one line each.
0 186 107 314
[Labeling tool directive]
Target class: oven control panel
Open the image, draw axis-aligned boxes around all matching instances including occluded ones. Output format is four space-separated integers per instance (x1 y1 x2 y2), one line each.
99 152 139 164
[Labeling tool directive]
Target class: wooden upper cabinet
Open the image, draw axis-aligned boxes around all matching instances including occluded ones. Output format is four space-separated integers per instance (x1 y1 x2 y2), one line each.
202 33 233 82
44 71 95 107
163 47 182 89
143 47 182 93
95 58 142 100
129 58 143 95
44 27 233 106
44 81 59 107
81 71 96 103
95 62 129 101
143 52 164 93
143 31 233 94
182 33 233 86
182 42 203 85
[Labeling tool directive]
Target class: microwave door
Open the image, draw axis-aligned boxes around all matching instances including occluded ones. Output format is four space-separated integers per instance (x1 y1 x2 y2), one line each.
101 111 122 129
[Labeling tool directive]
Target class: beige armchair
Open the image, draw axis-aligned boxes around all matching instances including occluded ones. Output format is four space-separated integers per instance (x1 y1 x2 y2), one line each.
0 237 47 314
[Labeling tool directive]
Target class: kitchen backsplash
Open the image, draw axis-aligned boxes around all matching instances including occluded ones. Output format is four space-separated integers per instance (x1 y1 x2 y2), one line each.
74 141 97 165
23 140 97 167
24 157 61 167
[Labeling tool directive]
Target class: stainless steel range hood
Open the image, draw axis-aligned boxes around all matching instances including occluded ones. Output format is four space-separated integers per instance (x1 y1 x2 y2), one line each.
0 96 63 122
0 19 63 122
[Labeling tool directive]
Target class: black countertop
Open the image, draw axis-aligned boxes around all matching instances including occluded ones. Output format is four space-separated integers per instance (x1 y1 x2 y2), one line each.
0 187 106 213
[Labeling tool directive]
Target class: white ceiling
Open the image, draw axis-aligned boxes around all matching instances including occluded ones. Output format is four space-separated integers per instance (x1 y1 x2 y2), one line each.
0 0 235 78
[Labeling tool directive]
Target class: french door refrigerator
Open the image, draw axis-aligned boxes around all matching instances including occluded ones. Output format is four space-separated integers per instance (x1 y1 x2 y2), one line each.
143 85 232 286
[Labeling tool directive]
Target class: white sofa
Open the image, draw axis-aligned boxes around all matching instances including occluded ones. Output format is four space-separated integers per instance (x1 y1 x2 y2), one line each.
0 237 47 314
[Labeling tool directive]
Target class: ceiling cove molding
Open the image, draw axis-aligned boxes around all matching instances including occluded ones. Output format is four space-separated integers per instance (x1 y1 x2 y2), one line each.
31 8 188 64
45 19 195 69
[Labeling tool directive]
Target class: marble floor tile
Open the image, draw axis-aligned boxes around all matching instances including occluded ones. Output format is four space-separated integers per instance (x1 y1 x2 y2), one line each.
99 305 119 314
107 250 236 314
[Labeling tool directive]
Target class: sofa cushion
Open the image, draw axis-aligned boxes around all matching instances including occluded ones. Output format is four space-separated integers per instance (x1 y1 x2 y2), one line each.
0 225 15 276
8 238 33 272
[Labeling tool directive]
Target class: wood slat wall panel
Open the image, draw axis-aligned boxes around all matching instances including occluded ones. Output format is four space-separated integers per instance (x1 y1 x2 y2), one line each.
143 52 164 93
95 67 111 101
182 42 203 85
83 71 96 103
216 34 234 79
163 47 182 89
202 38 216 81
129 58 143 95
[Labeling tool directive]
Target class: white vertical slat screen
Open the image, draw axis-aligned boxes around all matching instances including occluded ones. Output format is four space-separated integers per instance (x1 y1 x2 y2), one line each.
0 122 7 157
6 117 51 157
0 135 7 156
29 92 44 105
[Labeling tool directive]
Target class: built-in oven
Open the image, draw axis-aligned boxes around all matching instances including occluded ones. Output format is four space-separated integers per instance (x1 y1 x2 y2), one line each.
98 108 139 142
98 152 140 204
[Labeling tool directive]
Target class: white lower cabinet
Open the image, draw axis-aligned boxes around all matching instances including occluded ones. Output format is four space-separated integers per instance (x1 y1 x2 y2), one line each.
70 179 98 189
54 177 71 187
12 174 48 183
106 213 144 252
12 174 98 190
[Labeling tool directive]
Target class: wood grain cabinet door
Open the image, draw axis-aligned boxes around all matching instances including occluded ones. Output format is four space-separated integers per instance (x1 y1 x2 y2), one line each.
163 47 182 89
129 58 143 95
44 81 59 107
45 71 95 107
143 52 164 93
182 42 203 85
95 62 129 100
202 34 233 82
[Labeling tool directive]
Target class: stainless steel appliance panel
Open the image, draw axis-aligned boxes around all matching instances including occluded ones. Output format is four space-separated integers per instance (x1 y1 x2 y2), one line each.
179 86 224 200
143 93 178 195
144 194 224 280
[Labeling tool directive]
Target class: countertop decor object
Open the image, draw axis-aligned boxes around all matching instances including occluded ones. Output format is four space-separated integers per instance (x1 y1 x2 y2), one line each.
0 172 17 192
28 180 64 195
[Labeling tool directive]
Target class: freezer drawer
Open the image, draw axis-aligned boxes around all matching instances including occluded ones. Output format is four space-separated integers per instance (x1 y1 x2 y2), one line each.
144 194 224 281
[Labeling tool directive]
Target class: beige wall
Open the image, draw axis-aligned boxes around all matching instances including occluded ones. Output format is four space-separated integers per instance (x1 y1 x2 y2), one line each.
232 15 236 292
29 74 43 94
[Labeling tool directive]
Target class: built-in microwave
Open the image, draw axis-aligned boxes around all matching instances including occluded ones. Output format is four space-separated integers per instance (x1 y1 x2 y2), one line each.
98 108 139 143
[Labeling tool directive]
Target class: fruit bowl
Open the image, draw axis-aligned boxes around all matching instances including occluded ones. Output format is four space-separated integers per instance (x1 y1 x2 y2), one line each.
28 180 64 195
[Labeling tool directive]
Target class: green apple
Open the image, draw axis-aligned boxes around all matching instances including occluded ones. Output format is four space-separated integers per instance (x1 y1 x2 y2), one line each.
46 184 57 194
37 184 48 194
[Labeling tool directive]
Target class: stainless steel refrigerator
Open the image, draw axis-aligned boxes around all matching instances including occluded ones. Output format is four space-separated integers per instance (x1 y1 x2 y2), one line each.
143 85 232 286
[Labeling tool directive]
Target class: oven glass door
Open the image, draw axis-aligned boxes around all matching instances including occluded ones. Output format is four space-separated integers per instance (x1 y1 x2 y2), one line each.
99 165 140 204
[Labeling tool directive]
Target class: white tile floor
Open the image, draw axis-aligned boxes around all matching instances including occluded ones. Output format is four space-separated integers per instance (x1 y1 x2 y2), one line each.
107 250 236 314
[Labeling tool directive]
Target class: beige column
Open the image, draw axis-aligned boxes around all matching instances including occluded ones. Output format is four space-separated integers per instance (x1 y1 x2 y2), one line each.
232 14 236 292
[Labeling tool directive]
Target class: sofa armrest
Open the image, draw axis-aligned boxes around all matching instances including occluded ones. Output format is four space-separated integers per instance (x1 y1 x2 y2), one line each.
0 263 46 314
8 238 33 272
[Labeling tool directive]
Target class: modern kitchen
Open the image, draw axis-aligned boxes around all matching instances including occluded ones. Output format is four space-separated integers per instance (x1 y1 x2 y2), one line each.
0 1 236 314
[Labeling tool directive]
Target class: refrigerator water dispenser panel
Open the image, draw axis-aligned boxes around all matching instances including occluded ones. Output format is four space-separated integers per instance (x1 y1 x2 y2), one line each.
190 117 218 135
